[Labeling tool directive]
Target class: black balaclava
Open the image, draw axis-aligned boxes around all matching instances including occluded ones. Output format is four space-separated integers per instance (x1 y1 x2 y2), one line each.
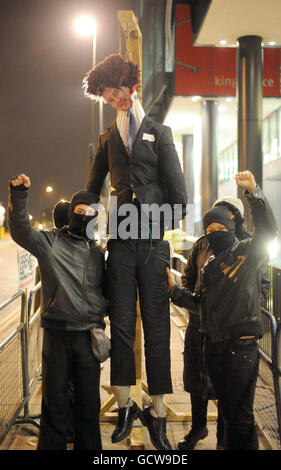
52 200 70 229
203 206 235 256
213 199 248 240
68 190 99 240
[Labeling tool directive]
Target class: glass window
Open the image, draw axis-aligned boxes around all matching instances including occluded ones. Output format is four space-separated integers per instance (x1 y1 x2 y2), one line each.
277 107 281 158
262 117 270 164
269 112 278 161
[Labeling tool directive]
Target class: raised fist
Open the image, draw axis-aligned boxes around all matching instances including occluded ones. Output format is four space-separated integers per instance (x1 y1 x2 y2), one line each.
235 171 256 193
10 174 31 188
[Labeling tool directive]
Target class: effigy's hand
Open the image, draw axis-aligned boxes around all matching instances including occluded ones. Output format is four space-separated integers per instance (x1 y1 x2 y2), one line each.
166 267 176 291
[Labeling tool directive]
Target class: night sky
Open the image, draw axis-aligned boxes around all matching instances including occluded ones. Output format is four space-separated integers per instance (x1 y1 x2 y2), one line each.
0 0 135 221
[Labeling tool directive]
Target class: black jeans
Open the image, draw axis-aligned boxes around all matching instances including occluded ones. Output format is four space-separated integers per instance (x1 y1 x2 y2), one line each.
37 329 102 450
107 238 172 395
206 338 259 450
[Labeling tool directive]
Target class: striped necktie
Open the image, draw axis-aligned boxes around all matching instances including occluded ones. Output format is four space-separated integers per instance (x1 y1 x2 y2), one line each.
127 109 138 154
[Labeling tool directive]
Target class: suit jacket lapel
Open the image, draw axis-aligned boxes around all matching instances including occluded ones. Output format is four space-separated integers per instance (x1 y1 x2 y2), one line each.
111 116 154 157
111 121 128 156
131 116 153 155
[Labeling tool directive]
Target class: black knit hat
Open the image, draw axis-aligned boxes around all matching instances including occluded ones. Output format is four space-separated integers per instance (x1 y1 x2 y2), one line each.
68 191 100 218
203 205 234 232
52 200 70 229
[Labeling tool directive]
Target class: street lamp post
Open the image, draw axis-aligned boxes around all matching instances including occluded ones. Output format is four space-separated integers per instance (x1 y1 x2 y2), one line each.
74 14 102 171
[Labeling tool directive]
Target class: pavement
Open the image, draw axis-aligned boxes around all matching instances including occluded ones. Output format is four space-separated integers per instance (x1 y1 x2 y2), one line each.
0 233 18 304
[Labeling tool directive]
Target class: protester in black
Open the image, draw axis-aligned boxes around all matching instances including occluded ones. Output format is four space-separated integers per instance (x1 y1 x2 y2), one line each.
168 170 277 450
8 174 106 450
176 194 270 450
52 199 70 229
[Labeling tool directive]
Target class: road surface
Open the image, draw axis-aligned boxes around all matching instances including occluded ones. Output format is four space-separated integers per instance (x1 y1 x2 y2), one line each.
0 233 35 343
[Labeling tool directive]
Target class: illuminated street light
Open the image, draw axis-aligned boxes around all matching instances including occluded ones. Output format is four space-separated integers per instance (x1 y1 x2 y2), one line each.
74 15 96 37
74 14 96 72
74 14 102 170
46 186 53 193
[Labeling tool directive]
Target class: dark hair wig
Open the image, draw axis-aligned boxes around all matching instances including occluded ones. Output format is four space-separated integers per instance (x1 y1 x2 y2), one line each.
82 54 139 101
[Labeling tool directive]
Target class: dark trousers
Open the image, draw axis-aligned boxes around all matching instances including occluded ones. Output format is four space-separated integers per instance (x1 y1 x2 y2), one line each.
206 338 259 450
184 325 224 441
190 394 224 442
107 238 172 395
37 329 102 450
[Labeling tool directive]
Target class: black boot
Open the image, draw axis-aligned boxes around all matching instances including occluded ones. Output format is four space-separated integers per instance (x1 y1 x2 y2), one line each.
111 401 140 443
139 404 172 450
177 426 208 450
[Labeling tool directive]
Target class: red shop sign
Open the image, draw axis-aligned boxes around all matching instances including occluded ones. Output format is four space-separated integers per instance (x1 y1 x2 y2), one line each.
175 4 281 98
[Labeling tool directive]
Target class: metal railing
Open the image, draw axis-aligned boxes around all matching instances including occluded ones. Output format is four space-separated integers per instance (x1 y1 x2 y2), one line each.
268 265 281 324
271 322 281 447
255 309 281 449
0 282 42 445
0 290 27 443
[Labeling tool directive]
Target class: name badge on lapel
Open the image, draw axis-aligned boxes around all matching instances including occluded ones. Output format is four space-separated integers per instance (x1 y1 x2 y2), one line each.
142 133 155 142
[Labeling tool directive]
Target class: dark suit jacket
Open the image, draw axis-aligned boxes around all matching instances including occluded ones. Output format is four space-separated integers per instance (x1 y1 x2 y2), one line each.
86 116 188 230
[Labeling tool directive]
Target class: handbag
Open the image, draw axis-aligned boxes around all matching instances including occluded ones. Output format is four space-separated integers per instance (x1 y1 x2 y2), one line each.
90 328 111 362
199 336 216 400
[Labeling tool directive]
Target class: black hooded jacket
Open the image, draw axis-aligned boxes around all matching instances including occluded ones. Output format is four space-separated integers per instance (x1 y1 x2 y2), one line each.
170 187 277 343
8 187 107 331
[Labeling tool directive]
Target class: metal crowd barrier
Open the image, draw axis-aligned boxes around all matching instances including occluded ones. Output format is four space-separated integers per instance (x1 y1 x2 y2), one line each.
271 321 281 448
170 252 281 450
26 282 42 397
268 265 281 324
0 290 27 443
0 282 42 445
255 309 281 449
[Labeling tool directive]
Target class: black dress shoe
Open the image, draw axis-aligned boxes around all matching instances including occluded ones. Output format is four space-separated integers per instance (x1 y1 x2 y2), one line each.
111 401 140 443
139 404 172 450
177 426 208 450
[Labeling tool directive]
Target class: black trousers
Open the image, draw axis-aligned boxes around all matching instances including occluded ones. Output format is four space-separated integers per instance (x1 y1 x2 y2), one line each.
206 338 259 450
37 329 102 450
107 238 172 395
190 394 224 442
184 325 224 440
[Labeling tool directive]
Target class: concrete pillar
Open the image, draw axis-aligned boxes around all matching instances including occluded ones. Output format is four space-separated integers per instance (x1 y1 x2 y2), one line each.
237 36 263 229
182 134 194 204
201 100 218 218
237 35 263 187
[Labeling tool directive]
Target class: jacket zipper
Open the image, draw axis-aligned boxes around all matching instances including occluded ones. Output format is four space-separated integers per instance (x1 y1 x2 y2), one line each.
82 240 90 330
